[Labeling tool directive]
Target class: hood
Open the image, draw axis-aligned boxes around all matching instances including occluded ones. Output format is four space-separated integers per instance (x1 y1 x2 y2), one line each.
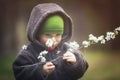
27 3 73 45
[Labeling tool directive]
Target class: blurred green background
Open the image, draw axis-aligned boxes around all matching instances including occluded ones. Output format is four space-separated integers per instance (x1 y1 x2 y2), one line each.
0 0 120 80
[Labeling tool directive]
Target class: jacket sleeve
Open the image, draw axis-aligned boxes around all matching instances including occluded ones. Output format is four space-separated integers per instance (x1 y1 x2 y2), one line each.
63 51 89 79
51 49 88 80
12 50 46 80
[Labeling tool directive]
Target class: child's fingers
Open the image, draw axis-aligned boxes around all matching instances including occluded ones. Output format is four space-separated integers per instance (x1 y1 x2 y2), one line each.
46 62 54 66
63 56 74 61
46 62 55 69
63 55 71 60
66 58 76 63
43 62 55 75
47 65 55 70
63 52 72 58
63 52 76 63
63 52 75 59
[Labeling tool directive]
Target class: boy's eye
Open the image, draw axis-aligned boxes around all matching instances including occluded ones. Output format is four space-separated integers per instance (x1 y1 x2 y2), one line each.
44 34 51 38
56 34 61 36
45 34 51 36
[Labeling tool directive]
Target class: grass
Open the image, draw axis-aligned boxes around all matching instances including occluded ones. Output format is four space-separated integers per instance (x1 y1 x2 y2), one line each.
80 50 120 80
0 55 16 80
0 51 120 80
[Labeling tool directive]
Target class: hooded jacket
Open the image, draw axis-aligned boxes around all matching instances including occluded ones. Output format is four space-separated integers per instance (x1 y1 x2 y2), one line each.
13 3 88 80
27 3 72 45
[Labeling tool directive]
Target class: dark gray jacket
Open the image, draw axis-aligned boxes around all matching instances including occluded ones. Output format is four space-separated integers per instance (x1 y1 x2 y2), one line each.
13 3 88 80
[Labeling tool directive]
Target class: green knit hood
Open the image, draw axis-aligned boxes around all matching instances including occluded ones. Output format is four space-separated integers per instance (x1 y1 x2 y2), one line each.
42 15 64 34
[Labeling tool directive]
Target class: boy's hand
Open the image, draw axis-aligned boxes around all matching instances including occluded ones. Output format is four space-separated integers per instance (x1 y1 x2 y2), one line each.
43 62 55 75
63 51 76 64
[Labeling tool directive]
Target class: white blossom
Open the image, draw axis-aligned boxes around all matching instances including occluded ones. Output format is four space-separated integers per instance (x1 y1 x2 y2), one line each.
52 37 58 45
46 39 54 47
22 45 27 50
98 35 104 41
38 50 48 62
97 35 106 44
37 55 42 59
101 39 106 44
41 57 46 62
40 50 48 56
115 26 120 31
45 38 57 47
82 41 90 48
89 34 98 43
105 32 115 41
69 41 80 50
105 36 111 41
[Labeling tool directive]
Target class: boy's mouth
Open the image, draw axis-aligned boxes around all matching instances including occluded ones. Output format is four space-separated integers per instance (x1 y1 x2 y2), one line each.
45 38 58 51
48 47 55 52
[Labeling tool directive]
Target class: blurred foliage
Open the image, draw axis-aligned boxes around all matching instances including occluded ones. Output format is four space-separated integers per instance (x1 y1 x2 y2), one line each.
81 50 120 80
0 55 16 80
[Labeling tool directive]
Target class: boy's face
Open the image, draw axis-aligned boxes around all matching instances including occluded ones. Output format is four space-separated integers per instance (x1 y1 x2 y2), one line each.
39 34 62 49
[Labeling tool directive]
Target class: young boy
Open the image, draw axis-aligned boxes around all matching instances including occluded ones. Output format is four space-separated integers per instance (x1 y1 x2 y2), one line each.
13 3 88 80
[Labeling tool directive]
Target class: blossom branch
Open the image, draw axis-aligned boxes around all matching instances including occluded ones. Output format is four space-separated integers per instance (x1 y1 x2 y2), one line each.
37 26 120 62
82 26 120 48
